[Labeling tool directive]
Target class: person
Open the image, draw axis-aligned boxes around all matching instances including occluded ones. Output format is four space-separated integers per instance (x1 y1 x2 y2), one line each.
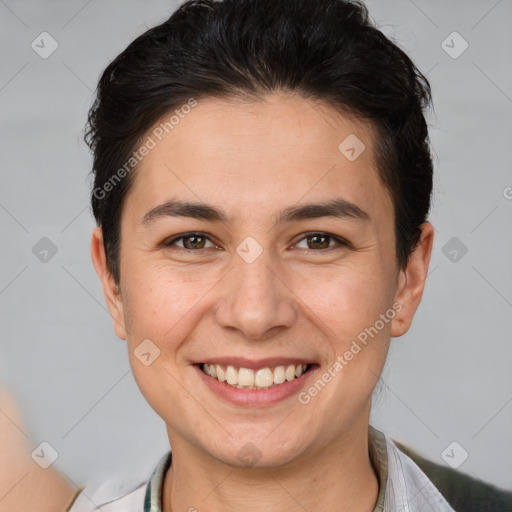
65 0 512 510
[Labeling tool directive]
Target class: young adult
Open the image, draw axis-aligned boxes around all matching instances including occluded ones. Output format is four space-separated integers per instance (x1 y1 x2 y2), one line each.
66 1 512 510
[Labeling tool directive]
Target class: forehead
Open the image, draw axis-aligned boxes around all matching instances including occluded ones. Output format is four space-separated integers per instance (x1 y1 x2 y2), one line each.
125 93 393 223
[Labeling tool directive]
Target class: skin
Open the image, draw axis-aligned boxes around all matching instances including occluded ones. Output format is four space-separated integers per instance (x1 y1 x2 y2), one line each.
0 387 77 512
91 92 434 511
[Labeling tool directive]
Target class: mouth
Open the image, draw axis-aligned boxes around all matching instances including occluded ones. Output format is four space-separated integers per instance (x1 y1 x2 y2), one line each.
197 362 315 390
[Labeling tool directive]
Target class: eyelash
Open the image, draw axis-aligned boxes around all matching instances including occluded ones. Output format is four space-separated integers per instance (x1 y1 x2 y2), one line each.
163 232 350 252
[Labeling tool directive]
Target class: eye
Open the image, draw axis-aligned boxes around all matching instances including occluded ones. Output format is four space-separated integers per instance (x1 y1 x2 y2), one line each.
295 232 348 251
162 231 350 252
164 232 218 250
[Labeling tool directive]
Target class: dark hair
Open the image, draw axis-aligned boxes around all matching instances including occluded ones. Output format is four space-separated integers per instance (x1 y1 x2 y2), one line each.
85 0 434 284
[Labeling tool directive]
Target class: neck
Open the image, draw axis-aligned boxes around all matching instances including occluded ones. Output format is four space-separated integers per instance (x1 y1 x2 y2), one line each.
162 419 379 512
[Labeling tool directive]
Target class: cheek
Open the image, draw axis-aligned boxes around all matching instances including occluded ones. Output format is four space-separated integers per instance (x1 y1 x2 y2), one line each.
121 263 211 349
296 263 392 340
122 270 198 413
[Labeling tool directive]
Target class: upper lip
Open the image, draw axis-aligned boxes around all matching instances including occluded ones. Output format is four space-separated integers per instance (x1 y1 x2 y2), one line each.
195 357 315 370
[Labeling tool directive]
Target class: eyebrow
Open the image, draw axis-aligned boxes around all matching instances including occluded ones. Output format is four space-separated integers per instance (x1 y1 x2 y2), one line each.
141 198 370 226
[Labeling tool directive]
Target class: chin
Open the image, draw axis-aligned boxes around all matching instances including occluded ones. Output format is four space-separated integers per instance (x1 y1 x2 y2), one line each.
205 433 311 470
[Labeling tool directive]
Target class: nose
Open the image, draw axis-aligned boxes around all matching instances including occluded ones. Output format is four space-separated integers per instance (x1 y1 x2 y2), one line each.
214 247 297 341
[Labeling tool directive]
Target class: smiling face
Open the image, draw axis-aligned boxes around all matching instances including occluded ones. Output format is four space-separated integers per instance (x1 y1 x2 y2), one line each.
92 92 433 469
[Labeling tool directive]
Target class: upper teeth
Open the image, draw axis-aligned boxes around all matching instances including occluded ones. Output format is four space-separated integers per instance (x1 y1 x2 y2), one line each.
202 363 309 389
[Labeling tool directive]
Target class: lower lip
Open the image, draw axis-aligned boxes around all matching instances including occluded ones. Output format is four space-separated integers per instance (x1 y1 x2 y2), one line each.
194 364 319 407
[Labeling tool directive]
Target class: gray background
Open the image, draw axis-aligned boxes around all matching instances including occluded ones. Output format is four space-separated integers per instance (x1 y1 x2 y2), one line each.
1 0 511 493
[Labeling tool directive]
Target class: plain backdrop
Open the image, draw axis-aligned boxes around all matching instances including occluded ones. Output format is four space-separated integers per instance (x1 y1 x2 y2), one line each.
1 0 511 493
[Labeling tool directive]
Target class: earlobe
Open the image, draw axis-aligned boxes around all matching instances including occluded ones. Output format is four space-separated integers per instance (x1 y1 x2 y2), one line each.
390 222 434 338
90 226 128 340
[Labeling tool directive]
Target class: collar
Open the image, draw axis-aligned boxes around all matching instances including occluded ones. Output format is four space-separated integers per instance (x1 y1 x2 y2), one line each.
144 449 172 512
368 425 388 511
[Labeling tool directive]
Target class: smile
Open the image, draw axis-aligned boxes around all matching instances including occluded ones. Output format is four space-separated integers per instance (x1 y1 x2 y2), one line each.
201 363 311 390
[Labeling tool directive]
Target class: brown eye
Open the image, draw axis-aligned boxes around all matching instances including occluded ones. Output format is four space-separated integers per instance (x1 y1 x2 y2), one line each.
307 234 330 249
182 234 206 249
295 232 348 251
164 233 216 250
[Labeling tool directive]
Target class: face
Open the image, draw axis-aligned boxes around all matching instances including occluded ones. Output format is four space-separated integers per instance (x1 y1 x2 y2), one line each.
92 92 433 468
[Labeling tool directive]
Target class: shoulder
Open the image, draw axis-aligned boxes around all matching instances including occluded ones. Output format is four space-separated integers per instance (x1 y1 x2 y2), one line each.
66 451 171 512
378 433 454 511
393 438 512 512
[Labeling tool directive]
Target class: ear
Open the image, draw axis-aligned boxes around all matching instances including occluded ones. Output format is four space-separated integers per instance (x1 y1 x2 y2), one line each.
90 226 127 340
390 222 434 338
